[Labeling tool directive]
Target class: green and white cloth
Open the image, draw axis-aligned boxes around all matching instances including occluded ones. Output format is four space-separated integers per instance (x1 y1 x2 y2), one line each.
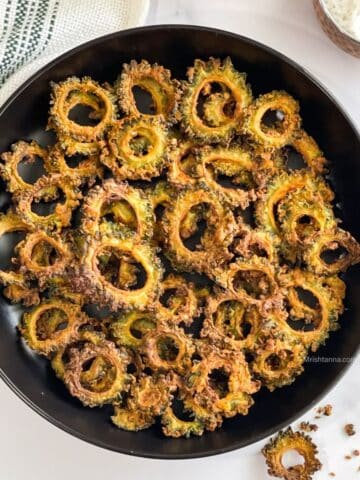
0 0 149 106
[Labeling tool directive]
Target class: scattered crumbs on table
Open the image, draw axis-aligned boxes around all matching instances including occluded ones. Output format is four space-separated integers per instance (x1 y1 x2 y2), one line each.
316 404 333 417
299 421 319 432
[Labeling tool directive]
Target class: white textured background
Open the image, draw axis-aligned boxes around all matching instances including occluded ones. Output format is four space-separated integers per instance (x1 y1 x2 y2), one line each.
1 1 360 478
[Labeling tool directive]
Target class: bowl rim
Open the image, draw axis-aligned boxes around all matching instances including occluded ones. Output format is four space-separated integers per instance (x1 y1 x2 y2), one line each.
0 23 360 459
318 0 360 45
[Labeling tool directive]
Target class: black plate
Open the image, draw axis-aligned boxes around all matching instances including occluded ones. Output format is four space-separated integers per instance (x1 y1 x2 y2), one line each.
1 25 360 459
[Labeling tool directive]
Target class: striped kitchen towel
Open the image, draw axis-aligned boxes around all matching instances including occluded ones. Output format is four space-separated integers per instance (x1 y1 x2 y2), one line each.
0 0 150 106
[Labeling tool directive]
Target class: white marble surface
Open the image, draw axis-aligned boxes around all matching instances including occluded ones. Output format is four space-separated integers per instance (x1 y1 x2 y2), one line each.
1 1 360 478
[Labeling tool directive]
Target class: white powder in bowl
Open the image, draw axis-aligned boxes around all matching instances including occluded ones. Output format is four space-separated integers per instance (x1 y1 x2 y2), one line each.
322 0 360 40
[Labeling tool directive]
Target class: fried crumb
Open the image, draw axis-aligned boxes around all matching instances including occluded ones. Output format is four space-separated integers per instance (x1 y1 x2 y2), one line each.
316 404 333 417
345 424 356 436
329 473 336 477
353 450 360 457
299 421 319 432
345 455 352 460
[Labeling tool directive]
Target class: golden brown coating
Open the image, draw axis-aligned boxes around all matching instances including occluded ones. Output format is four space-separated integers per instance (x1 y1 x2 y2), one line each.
100 116 168 181
49 77 117 141
1 57 359 440
180 57 252 144
0 141 54 194
262 427 322 479
116 59 180 121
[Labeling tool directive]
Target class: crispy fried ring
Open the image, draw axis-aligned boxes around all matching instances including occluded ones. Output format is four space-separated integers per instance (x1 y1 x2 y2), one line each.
231 222 279 264
81 179 154 242
156 274 199 326
201 289 263 350
221 256 280 312
180 57 252 143
186 347 259 418
21 300 86 355
194 146 260 208
101 116 168 180
162 184 236 274
142 325 194 375
277 189 336 245
63 340 131 407
116 60 180 121
161 404 205 438
112 405 155 431
15 174 82 231
262 427 322 480
0 211 40 306
16 231 72 286
49 143 103 186
290 129 327 174
111 311 157 348
255 170 334 236
74 237 163 311
0 141 54 194
278 269 345 351
0 211 32 289
252 326 307 391
49 77 116 141
243 91 301 148
303 228 360 275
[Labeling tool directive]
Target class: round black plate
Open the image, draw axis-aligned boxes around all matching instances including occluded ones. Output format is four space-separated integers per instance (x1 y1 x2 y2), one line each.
0 25 360 459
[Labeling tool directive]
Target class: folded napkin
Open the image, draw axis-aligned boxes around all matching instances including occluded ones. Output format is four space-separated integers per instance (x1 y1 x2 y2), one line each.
0 0 149 106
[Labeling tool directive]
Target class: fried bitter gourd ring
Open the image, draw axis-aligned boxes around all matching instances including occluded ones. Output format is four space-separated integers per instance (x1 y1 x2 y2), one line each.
0 140 54 194
303 228 360 275
221 256 280 311
156 274 199 326
194 145 259 208
112 404 155 431
75 236 163 311
252 325 307 390
289 129 327 174
262 427 322 480
231 223 279 264
201 290 263 350
49 77 116 141
278 269 345 351
21 300 86 355
161 402 205 438
186 347 259 419
180 57 252 144
277 188 336 247
49 143 103 186
51 329 105 381
81 179 154 242
111 310 157 348
17 231 72 286
0 211 39 306
255 170 334 236
101 116 168 181
162 184 236 274
63 340 132 407
112 374 174 432
116 59 180 121
15 174 82 231
243 90 301 148
142 325 195 375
